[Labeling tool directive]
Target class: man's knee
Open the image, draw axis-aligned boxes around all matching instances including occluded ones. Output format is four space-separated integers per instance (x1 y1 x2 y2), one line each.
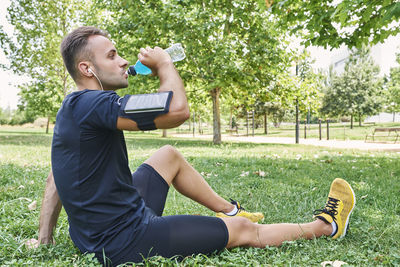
160 145 181 159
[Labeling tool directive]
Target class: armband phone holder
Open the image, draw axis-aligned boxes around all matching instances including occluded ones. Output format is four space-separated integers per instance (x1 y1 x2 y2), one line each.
124 91 173 114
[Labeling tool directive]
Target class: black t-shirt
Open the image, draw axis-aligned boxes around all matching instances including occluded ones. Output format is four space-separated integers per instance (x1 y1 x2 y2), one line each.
51 89 156 259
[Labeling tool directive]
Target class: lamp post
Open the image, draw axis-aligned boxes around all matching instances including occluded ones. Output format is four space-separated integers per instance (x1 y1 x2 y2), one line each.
295 64 300 144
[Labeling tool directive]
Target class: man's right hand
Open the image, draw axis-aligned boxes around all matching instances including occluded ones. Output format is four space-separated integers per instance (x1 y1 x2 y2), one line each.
25 235 55 249
29 171 62 249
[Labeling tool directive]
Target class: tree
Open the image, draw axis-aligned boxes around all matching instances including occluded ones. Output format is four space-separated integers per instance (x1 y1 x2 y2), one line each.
385 52 400 120
18 76 64 132
0 107 11 125
321 47 384 127
251 51 323 136
0 0 92 133
187 82 213 135
100 0 290 144
263 0 400 49
294 51 324 120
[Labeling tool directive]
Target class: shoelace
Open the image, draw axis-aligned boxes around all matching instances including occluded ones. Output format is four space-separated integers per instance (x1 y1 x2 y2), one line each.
314 197 339 219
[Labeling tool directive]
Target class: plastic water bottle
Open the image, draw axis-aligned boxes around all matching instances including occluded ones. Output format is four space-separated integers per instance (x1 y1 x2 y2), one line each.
164 43 186 62
127 43 186 76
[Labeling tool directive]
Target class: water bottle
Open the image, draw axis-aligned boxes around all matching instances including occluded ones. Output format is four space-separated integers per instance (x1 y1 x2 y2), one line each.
127 43 186 76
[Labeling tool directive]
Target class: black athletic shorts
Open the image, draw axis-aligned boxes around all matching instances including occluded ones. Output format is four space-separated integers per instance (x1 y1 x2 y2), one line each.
113 163 229 265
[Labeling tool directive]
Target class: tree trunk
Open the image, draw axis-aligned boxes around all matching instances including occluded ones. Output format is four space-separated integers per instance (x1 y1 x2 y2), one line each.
192 111 195 137
350 115 353 129
198 114 202 134
264 113 268 135
252 110 255 137
229 109 233 129
210 87 221 144
358 113 362 127
295 99 299 144
246 112 249 136
46 115 50 134
162 129 167 138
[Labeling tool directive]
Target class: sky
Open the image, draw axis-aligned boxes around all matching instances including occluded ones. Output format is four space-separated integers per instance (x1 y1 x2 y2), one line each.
0 1 399 110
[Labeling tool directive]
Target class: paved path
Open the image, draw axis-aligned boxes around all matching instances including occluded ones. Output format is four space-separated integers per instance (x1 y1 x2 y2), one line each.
172 134 400 152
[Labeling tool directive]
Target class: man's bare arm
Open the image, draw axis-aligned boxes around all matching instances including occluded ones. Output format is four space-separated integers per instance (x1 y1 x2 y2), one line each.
153 59 189 129
117 47 189 131
38 170 62 244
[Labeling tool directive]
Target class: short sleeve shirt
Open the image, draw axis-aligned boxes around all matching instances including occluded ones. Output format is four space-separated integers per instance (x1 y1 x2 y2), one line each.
51 89 152 258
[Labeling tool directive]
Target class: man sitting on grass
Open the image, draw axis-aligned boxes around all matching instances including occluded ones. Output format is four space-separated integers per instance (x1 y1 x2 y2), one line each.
32 26 356 266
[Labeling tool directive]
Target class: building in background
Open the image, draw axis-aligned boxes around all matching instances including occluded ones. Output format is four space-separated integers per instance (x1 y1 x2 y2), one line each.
364 112 400 123
307 34 400 123
330 34 400 76
308 34 400 77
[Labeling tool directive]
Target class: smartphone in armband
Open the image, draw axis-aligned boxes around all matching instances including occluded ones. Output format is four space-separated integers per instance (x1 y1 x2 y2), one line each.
124 91 173 114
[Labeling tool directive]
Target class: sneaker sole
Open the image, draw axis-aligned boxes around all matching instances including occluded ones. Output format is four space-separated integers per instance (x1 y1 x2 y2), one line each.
339 181 356 238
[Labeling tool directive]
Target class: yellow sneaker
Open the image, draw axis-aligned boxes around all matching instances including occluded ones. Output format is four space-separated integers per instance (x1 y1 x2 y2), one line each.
216 199 264 223
314 178 356 239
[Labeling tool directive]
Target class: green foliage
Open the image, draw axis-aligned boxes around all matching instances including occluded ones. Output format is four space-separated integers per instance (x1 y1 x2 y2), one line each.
0 107 35 125
321 47 384 120
0 107 11 124
267 0 400 49
0 0 91 76
97 0 292 143
295 53 325 117
8 109 35 126
102 0 288 95
250 50 324 129
0 0 93 120
0 0 332 141
385 52 400 112
1 128 400 265
17 76 64 120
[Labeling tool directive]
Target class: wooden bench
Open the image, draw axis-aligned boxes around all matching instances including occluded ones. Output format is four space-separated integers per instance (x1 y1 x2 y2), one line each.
226 128 238 135
365 128 400 143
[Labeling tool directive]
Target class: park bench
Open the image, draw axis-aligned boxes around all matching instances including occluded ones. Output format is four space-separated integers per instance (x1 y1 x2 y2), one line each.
365 127 400 143
226 127 238 135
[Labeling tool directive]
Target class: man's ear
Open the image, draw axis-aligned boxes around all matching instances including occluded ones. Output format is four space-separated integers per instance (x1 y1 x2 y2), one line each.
77 62 93 77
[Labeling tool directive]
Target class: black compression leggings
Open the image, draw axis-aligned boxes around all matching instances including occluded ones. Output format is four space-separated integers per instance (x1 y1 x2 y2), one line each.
113 164 229 265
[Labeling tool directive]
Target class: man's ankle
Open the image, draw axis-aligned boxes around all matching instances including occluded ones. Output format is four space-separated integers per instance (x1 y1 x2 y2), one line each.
316 218 334 236
220 203 236 214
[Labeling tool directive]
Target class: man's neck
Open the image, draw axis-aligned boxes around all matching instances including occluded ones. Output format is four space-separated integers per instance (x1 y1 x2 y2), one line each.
77 79 102 91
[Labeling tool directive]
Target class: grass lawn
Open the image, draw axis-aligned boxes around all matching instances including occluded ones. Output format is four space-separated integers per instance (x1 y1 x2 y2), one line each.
1 127 400 266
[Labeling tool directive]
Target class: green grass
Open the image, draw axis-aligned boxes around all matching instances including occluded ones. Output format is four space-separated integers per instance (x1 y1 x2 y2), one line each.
1 126 400 266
